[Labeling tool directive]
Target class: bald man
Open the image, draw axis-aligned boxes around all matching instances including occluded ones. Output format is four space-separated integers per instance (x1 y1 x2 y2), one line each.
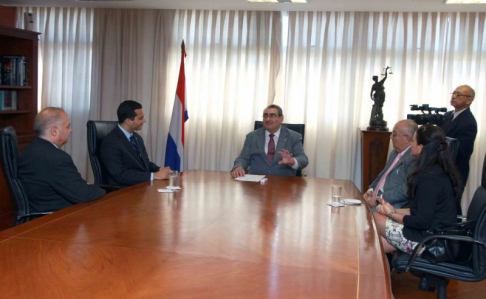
440 85 478 187
18 107 105 213
364 119 418 209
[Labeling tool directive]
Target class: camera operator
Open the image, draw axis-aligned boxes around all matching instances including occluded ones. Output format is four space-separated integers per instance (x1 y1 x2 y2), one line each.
440 85 477 208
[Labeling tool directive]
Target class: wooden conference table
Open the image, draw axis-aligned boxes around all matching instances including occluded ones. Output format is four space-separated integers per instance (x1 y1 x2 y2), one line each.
0 170 391 298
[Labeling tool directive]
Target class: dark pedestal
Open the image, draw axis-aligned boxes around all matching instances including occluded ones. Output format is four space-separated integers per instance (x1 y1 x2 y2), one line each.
360 129 391 193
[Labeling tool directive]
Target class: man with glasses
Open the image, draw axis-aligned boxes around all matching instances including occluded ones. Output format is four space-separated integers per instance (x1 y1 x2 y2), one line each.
231 104 308 177
440 85 477 195
363 119 418 209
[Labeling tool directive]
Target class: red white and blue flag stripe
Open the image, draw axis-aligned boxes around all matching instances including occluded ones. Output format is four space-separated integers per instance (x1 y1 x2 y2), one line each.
165 41 188 172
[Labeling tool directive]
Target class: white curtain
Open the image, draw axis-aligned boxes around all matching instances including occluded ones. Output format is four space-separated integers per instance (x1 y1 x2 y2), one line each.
280 12 486 210
91 9 281 172
17 7 94 179
162 10 281 171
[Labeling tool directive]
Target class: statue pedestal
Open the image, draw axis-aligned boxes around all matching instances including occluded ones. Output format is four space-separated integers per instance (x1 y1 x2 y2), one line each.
360 129 391 193
367 119 388 131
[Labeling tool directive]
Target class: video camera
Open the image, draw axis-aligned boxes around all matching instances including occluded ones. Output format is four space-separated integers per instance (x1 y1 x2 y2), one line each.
407 104 448 125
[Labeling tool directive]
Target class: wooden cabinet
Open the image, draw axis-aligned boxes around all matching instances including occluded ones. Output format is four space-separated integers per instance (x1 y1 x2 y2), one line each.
360 129 391 193
0 25 39 230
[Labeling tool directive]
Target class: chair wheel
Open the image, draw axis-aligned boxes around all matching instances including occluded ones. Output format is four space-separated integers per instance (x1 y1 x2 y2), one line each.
419 277 436 292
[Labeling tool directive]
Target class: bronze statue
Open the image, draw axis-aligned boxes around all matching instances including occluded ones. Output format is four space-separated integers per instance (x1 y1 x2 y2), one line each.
367 67 389 131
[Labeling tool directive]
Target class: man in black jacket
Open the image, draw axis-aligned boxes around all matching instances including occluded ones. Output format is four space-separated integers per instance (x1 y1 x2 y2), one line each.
440 85 478 187
100 100 171 187
18 107 106 213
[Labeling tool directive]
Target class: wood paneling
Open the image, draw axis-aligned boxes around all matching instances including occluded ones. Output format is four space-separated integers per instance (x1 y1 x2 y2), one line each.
0 6 16 28
0 170 391 298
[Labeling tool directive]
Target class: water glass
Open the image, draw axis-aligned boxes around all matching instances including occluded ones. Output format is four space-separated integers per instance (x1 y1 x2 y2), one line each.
169 170 180 187
331 185 342 202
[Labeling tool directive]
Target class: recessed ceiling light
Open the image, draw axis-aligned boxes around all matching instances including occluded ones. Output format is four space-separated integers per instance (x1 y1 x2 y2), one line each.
443 0 486 3
248 0 308 3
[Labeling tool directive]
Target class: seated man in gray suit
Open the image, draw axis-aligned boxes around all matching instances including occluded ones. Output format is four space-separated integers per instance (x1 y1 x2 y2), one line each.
231 104 308 177
363 119 418 209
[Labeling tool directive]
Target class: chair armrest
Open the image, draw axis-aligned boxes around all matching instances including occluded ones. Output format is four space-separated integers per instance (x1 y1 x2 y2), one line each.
405 234 486 272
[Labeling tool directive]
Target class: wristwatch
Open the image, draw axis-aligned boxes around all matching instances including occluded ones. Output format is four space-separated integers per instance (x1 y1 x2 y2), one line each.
388 211 395 219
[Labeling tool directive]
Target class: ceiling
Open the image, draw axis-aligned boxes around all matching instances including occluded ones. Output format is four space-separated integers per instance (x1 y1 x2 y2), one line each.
1 0 486 12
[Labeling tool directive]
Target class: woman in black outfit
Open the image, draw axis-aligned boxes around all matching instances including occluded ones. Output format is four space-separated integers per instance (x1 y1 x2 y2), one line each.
374 124 462 254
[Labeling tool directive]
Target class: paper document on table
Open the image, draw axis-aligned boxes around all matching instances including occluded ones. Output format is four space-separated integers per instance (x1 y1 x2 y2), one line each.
157 189 174 193
327 202 345 207
340 199 362 205
234 175 266 182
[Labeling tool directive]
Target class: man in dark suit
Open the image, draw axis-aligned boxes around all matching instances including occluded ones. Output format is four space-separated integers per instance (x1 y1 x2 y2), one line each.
231 104 308 177
18 107 106 213
100 100 171 187
363 120 418 209
440 85 477 188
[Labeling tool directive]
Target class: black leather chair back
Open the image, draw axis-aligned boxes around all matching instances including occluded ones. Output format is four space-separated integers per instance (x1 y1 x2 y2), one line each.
446 137 459 162
87 121 118 185
0 126 31 225
467 153 486 227
482 152 486 188
471 184 486 281
254 120 305 177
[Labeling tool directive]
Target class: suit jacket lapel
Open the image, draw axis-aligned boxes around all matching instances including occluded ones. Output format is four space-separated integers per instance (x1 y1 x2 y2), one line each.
134 133 149 169
116 127 146 169
275 127 289 156
447 108 470 133
255 129 269 165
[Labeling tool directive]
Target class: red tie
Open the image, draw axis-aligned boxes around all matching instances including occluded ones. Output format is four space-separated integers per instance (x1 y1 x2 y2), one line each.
267 133 275 163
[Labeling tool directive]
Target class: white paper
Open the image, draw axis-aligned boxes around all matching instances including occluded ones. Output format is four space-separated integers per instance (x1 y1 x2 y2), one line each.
327 202 345 207
340 199 362 205
166 186 182 190
157 189 174 193
234 175 266 182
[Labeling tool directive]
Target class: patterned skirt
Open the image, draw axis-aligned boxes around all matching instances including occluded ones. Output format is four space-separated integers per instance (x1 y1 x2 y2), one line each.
385 218 425 255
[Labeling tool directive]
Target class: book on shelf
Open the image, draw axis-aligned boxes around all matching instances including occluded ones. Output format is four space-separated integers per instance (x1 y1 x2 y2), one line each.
0 56 29 86
0 90 18 111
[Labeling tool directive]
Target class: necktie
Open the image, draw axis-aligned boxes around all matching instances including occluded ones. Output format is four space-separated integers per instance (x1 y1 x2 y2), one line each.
267 133 275 163
129 135 141 157
372 153 402 198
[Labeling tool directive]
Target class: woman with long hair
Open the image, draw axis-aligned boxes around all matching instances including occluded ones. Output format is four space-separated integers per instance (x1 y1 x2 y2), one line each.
374 124 462 254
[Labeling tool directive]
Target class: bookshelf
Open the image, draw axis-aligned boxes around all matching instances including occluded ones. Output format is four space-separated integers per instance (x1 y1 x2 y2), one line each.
0 25 39 230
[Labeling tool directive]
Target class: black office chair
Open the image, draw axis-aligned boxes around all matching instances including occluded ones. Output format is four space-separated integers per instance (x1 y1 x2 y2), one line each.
446 137 459 162
0 126 53 225
87 120 118 187
392 153 486 299
446 136 462 214
254 120 306 177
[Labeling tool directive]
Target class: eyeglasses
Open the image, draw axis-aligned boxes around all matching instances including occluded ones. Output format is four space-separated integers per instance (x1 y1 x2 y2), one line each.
392 132 409 138
262 113 280 119
451 91 472 98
